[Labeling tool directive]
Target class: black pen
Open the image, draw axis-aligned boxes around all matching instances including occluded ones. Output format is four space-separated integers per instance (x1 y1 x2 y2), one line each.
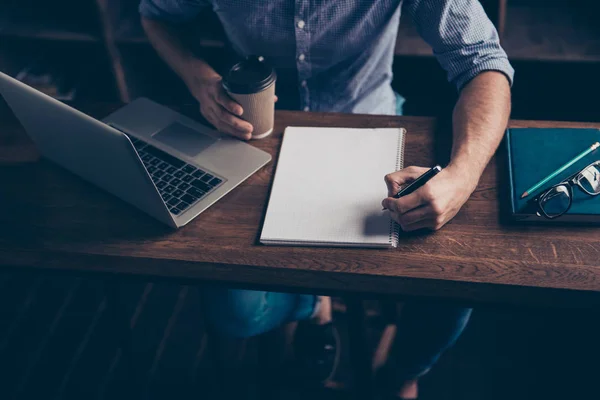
383 165 442 210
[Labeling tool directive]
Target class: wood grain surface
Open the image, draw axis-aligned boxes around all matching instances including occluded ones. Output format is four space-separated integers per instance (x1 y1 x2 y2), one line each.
1 99 600 308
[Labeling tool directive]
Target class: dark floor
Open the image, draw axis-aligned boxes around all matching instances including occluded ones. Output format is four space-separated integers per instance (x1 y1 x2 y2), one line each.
1 269 599 400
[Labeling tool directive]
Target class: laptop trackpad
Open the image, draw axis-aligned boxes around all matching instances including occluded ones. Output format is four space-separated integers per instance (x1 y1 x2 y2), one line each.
152 122 217 157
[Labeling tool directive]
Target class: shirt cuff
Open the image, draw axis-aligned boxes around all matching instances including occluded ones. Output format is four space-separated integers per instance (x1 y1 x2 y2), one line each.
453 57 515 92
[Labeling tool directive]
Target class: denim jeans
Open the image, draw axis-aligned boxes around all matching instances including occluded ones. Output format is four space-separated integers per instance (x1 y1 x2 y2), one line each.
202 288 319 338
202 92 473 379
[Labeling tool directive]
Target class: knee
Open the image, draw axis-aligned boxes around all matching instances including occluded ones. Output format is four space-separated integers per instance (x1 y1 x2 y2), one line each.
436 306 473 334
202 289 281 338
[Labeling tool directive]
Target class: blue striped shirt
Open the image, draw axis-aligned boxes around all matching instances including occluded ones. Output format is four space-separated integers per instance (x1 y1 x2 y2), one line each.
139 0 514 115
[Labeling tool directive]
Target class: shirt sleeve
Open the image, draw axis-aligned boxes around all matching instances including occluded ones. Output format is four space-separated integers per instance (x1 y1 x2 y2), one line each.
404 0 515 91
139 0 209 23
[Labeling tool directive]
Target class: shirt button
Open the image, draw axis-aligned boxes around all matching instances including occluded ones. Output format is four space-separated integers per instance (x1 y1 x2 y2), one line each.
301 80 307 87
298 53 306 62
297 20 305 29
303 106 309 112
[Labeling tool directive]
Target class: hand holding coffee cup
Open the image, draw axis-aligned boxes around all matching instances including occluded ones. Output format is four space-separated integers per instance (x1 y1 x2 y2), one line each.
222 56 277 140
188 68 254 140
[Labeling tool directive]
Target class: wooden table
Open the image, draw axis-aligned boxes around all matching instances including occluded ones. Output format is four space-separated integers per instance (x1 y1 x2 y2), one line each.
2 100 600 397
1 101 600 310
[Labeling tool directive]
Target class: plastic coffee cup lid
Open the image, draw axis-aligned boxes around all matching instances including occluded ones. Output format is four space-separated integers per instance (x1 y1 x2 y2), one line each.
222 55 277 94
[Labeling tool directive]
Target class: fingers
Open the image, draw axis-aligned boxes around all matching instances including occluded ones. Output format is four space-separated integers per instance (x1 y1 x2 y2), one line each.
199 88 252 139
381 190 426 215
214 90 243 116
395 205 446 232
388 194 449 232
383 183 444 232
204 105 253 140
383 167 464 233
193 77 255 140
384 166 430 196
388 206 437 232
274 95 278 103
397 205 432 227
211 104 253 139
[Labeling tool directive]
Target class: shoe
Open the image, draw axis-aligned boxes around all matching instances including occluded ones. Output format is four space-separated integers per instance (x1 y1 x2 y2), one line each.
293 321 341 383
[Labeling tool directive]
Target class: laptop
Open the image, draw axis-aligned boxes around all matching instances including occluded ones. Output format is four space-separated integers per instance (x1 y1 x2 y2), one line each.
0 71 272 228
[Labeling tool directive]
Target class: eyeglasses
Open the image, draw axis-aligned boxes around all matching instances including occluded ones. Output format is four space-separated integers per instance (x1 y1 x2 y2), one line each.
533 160 600 219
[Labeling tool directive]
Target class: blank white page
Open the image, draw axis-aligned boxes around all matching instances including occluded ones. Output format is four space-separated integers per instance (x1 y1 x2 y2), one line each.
260 126 405 248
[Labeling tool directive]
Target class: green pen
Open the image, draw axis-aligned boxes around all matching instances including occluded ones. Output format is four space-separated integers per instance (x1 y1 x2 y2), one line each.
521 141 600 199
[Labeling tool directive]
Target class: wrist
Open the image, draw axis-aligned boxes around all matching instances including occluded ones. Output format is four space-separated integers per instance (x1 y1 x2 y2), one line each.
181 58 220 87
444 162 481 194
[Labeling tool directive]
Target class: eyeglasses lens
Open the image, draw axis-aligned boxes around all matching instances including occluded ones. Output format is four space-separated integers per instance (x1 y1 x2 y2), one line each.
578 163 600 195
540 185 571 217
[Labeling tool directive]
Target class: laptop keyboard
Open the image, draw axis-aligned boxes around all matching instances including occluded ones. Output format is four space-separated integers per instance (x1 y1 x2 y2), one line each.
126 135 223 216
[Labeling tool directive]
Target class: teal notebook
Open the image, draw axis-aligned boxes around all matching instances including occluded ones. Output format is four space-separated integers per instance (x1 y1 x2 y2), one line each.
506 127 600 223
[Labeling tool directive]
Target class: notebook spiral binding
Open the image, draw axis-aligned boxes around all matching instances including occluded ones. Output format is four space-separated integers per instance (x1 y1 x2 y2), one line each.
389 128 405 248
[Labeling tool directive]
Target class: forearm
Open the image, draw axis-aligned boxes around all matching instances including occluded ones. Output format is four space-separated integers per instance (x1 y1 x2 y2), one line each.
141 17 218 86
448 71 511 190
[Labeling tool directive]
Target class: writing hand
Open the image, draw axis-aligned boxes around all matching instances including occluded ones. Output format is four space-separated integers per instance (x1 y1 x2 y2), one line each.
381 166 476 232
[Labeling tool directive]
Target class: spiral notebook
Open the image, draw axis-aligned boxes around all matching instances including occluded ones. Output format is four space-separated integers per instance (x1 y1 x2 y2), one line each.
260 126 405 248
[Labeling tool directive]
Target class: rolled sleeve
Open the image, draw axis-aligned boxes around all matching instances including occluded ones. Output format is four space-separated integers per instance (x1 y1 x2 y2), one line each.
405 0 515 91
139 0 209 23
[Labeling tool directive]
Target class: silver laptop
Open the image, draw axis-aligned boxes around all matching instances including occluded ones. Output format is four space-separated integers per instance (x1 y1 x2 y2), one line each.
0 71 271 228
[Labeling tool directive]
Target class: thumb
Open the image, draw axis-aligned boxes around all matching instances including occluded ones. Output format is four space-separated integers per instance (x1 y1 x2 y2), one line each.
384 166 429 196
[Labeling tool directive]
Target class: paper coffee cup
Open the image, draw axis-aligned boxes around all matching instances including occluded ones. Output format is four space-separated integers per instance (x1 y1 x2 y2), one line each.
222 56 276 139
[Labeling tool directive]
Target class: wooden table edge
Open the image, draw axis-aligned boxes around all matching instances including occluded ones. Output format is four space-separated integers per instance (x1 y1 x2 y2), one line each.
3 248 600 310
